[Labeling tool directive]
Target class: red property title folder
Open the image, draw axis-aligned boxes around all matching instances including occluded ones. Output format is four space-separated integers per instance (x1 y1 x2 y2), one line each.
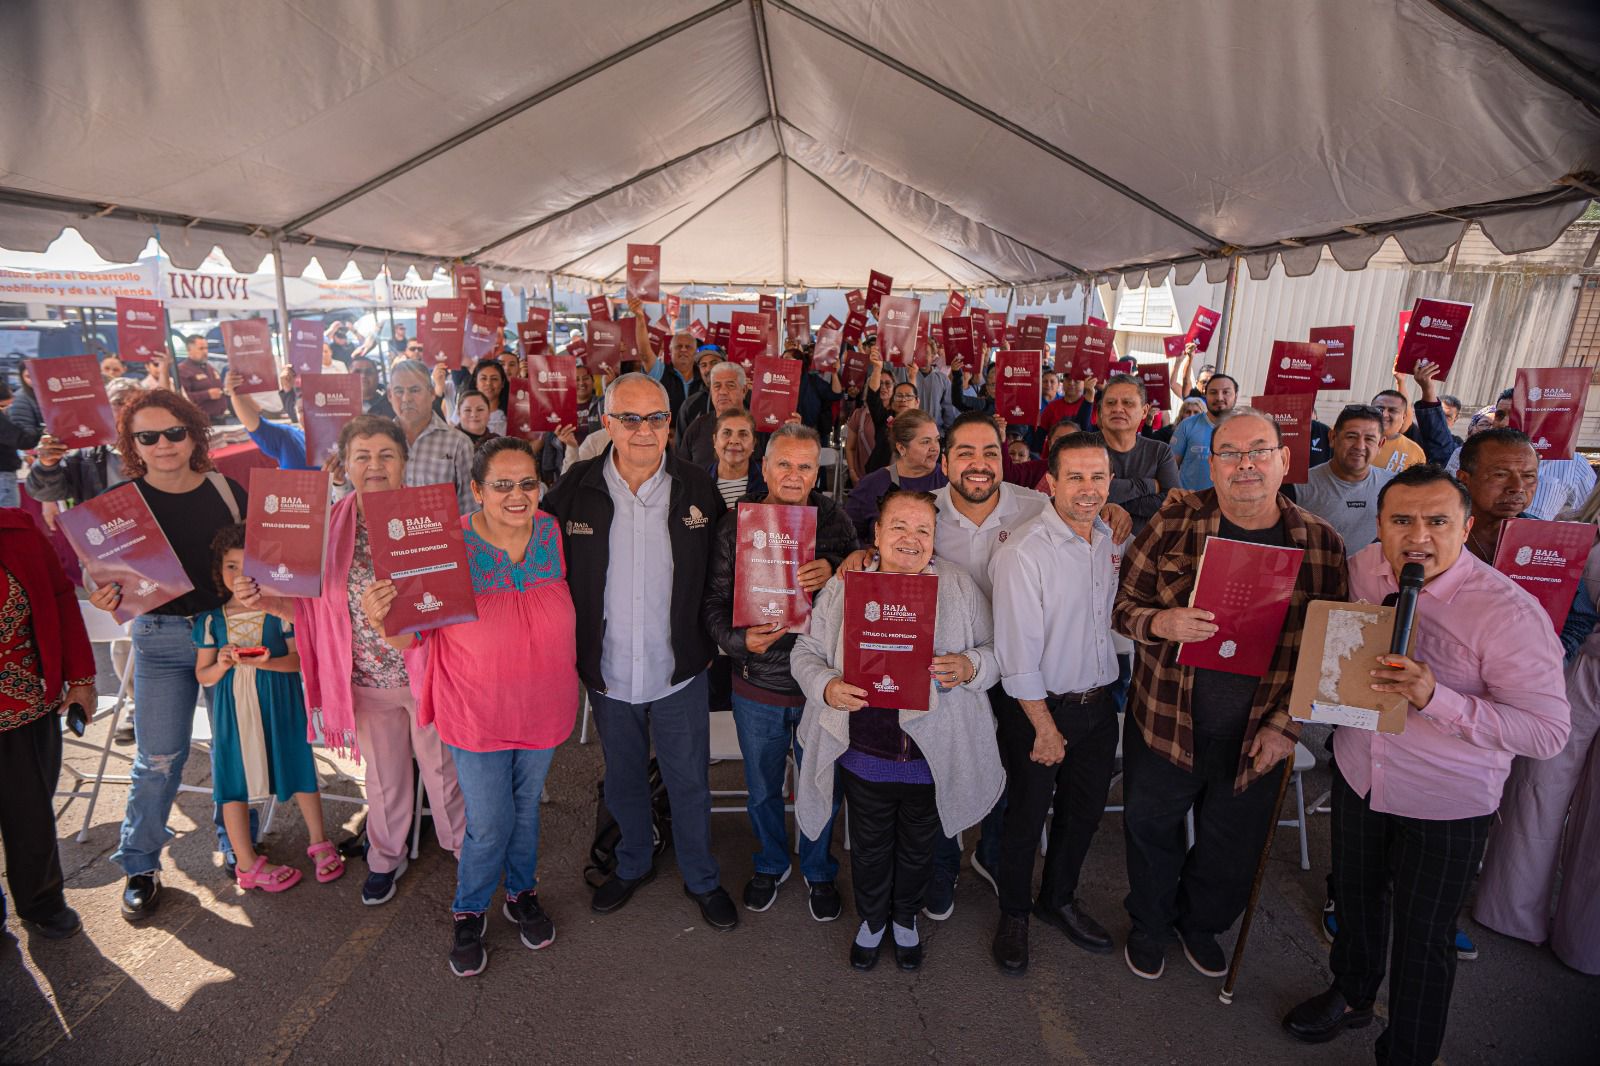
1176 537 1305 677
843 569 939 712
732 502 818 632
58 482 194 623
361 484 478 635
33 355 116 448
1493 518 1592 634
243 468 331 598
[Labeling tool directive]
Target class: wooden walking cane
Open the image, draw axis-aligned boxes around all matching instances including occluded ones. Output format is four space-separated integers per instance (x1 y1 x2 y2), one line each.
1218 758 1295 1005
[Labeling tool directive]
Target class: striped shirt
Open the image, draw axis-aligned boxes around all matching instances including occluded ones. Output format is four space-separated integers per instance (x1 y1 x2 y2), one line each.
405 414 476 515
1113 490 1349 792
1527 458 1596 521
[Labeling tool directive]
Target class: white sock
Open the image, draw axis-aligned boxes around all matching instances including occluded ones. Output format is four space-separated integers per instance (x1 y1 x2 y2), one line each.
855 920 884 948
893 920 919 947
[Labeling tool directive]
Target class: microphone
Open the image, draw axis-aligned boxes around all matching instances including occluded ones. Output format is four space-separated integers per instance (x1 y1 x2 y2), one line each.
1389 562 1425 656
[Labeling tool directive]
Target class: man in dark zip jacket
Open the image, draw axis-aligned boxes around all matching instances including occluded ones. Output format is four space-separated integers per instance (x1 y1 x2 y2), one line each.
540 373 738 931
702 424 857 921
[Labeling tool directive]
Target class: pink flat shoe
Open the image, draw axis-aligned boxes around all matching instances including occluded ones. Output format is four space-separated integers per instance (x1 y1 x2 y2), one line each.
307 841 345 883
237 855 302 893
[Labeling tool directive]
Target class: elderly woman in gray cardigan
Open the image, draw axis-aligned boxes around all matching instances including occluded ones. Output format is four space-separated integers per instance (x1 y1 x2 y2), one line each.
791 488 1005 972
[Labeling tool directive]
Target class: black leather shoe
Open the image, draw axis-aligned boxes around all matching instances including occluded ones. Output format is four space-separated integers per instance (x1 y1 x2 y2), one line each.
850 940 880 971
22 907 82 940
590 867 655 914
1283 987 1374 1044
121 874 160 922
1033 897 1114 954
684 885 739 931
894 938 924 972
991 914 1029 975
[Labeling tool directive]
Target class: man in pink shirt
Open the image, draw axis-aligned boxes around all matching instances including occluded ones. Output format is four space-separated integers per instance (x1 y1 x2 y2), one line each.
1283 465 1570 1065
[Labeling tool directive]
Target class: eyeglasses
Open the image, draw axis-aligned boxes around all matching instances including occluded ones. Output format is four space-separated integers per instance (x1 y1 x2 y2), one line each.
132 426 190 446
607 411 671 431
485 478 540 494
406 345 424 353
1211 447 1280 465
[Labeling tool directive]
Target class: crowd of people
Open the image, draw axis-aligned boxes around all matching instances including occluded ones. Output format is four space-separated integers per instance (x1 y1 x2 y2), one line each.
1 304 1596 1066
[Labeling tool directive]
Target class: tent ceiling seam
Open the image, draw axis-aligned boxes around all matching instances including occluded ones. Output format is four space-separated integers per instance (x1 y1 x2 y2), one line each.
277 0 744 235
748 0 791 288
466 117 769 261
1427 0 1600 114
764 0 1225 252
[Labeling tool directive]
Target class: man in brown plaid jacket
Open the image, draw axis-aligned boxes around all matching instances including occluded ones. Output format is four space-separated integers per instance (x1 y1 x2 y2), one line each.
1113 408 1349 981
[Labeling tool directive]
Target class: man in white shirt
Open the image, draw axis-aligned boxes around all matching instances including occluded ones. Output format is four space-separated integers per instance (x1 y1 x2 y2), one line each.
988 432 1123 975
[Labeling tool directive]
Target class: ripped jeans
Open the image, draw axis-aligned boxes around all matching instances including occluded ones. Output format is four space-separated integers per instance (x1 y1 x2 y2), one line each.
113 614 226 876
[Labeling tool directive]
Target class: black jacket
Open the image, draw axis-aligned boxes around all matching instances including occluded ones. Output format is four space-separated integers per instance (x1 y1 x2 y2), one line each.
542 446 727 694
702 491 858 697
25 446 124 502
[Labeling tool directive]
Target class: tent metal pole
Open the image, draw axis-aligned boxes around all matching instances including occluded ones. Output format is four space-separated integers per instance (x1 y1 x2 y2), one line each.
1216 257 1242 374
270 235 292 360
382 255 396 346
748 0 791 293
1429 0 1600 111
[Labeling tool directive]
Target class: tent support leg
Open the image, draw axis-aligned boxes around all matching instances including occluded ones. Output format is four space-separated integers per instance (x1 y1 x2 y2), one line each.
1216 256 1242 374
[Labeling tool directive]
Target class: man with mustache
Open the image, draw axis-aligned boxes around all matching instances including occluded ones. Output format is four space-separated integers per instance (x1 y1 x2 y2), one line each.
988 433 1124 973
1114 408 1347 980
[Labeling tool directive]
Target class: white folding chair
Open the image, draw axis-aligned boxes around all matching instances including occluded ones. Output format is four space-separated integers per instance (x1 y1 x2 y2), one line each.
1101 711 1195 850
578 686 592 744
708 709 748 814
55 601 137 841
1276 742 1316 871
410 774 431 859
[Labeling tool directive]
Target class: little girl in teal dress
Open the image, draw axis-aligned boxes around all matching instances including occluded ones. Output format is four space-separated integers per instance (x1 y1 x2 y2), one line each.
194 525 342 891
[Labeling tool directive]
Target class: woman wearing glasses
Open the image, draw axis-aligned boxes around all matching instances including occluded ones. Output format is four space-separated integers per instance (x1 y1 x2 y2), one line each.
364 436 577 977
90 390 248 921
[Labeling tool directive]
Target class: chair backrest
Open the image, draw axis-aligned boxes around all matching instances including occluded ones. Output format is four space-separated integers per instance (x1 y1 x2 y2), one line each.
78 599 131 644
818 447 841 468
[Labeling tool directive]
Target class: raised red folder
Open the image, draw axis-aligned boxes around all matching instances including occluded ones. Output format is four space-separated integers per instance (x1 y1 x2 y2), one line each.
288 318 324 375
58 482 194 623
625 244 661 302
244 468 331 598
586 295 611 323
1511 367 1589 461
1176 538 1304 676
1309 326 1354 390
453 265 483 311
299 372 362 465
1251 392 1314 484
994 350 1043 425
221 319 276 394
876 295 920 368
1184 306 1220 352
843 569 939 712
749 355 801 431
866 271 893 314
361 485 478 635
1262 340 1327 396
1136 361 1173 404
424 298 468 370
1493 518 1592 633
116 296 168 365
33 355 116 448
733 502 818 632
587 319 624 376
524 354 580 435
729 311 769 371
1394 298 1472 378
811 327 843 376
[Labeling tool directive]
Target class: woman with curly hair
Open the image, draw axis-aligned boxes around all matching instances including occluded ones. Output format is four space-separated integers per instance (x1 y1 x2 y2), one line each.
90 389 249 922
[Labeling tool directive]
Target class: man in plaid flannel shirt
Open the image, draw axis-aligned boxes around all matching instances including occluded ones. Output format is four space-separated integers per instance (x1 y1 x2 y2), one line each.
1113 408 1348 981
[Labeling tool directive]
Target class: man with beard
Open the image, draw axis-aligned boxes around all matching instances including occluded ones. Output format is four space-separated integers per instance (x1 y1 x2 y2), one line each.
1170 373 1238 490
988 433 1124 974
1295 405 1391 550
1114 408 1346 980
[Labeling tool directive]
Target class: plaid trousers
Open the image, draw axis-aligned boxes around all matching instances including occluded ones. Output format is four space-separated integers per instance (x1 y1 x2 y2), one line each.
1329 765 1491 1066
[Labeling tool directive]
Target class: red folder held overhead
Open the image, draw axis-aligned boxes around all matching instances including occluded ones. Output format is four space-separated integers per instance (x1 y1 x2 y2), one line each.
33 355 117 448
865 271 893 314
785 304 811 343
1309 326 1354 390
625 244 661 302
116 296 168 365
749 355 802 431
840 346 872 392
1511 367 1589 461
733 502 819 632
525 354 580 435
300 372 362 466
587 295 611 322
1055 325 1082 375
58 482 194 623
220 319 276 394
841 309 868 346
519 315 549 357
843 569 939 712
481 289 505 326
587 319 624 376
729 311 769 372
1176 538 1305 677
1076 324 1115 382
1262 340 1327 396
1136 361 1173 404
287 317 324 375
1163 335 1184 361
1251 392 1314 484
811 327 843 376
462 311 500 365
1394 298 1472 379
946 291 967 317
994 350 1043 425
1184 305 1220 352
453 264 483 311
1017 315 1049 352
876 295 921 368
845 289 866 315
663 293 681 322
243 468 332 598
942 316 975 370
1492 518 1593 634
361 484 478 635
423 298 468 370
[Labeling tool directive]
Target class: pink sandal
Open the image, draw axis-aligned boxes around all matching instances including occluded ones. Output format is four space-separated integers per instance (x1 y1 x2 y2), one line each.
237 855 302 892
307 841 345 883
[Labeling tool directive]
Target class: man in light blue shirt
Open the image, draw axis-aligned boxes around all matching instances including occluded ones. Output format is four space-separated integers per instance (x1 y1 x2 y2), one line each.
1171 373 1237 490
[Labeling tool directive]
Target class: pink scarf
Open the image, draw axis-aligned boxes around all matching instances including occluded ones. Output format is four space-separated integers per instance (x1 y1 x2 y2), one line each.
296 493 425 761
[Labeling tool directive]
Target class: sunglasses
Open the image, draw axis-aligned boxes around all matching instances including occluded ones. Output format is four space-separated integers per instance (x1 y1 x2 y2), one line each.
132 426 190 446
485 477 540 494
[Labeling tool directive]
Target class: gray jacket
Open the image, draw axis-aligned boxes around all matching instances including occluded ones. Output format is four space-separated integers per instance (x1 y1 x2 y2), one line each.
790 560 1005 838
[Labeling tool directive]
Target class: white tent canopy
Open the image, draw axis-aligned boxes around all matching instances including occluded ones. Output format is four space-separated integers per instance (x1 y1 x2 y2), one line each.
1 0 1596 296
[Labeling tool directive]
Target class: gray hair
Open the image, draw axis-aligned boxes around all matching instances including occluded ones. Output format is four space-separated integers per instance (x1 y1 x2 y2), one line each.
603 372 671 414
1212 406 1283 446
709 360 747 392
768 423 821 449
389 358 432 382
1098 372 1147 406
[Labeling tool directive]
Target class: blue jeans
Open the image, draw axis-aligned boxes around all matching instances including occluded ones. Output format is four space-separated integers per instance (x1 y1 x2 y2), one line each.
447 745 556 914
0 472 18 509
731 692 840 883
111 615 247 875
588 673 719 893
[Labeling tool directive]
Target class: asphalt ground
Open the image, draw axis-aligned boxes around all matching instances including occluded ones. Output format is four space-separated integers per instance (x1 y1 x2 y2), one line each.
3 685 1596 1065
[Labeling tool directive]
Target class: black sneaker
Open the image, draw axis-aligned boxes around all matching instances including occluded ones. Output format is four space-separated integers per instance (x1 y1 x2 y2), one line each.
22 907 82 940
503 891 555 950
922 866 956 921
449 912 488 978
1125 929 1166 980
742 866 791 912
805 878 843 922
361 857 407 906
1177 927 1228 978
969 853 999 897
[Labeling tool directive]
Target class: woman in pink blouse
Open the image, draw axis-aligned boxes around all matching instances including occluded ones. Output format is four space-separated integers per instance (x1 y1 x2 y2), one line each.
366 436 577 979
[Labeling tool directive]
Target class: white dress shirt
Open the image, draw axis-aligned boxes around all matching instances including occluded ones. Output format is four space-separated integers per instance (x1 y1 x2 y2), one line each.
990 505 1121 700
600 451 688 704
931 482 1050 600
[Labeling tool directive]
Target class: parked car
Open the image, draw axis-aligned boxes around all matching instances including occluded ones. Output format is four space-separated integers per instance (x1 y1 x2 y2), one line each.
0 319 128 385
